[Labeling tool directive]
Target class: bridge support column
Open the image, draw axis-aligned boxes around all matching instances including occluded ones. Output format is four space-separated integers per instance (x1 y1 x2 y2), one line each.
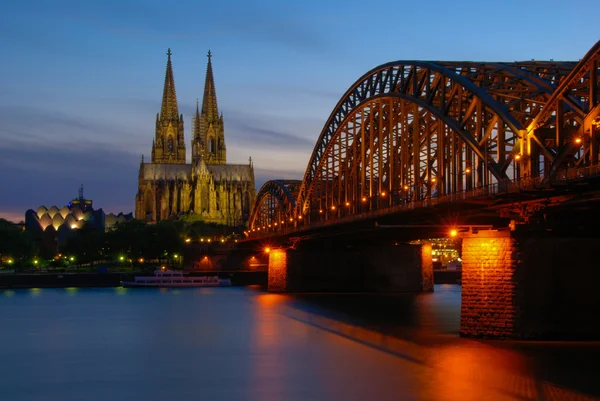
460 230 600 339
267 249 289 292
267 244 432 293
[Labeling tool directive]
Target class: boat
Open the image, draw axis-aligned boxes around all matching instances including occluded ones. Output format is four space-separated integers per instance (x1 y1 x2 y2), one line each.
121 269 231 288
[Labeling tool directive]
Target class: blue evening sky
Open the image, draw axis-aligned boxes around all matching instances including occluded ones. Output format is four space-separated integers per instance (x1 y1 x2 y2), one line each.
1 0 598 222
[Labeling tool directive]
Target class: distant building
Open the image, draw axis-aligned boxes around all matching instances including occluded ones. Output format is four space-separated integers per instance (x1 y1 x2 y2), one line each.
135 49 256 226
25 186 133 253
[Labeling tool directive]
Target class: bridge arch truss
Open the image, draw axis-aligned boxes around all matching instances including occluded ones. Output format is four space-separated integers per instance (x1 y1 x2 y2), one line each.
248 180 301 234
249 41 600 233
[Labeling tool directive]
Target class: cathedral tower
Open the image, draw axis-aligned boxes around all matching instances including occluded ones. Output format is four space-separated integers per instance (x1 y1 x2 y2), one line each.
192 51 226 165
152 49 186 164
137 49 255 226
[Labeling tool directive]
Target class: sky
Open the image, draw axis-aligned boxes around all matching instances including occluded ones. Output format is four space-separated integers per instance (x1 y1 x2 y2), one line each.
1 0 598 222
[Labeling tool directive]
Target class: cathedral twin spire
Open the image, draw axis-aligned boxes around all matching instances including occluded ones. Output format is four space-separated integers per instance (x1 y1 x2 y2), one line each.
150 48 226 165
152 48 185 164
160 48 179 121
193 50 226 165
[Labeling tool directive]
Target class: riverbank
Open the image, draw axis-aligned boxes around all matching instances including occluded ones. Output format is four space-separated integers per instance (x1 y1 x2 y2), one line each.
0 270 459 289
0 271 268 289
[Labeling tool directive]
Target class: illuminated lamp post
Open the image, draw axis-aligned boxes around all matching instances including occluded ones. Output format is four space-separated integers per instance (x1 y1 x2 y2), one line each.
401 184 410 205
514 154 522 182
446 167 472 193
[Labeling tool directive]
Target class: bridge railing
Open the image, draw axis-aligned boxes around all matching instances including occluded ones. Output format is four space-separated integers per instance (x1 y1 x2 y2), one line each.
248 161 600 239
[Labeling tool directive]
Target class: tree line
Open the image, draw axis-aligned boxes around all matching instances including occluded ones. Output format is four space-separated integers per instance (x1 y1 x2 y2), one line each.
0 218 242 270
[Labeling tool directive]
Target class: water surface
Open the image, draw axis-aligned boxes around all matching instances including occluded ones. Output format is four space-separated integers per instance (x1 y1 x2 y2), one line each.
1 285 598 401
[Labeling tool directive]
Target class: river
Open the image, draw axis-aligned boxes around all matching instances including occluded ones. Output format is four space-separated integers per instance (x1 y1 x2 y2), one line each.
0 285 598 401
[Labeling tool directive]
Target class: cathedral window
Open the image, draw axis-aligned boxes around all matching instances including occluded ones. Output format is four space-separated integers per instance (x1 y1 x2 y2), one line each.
168 137 174 152
209 138 215 154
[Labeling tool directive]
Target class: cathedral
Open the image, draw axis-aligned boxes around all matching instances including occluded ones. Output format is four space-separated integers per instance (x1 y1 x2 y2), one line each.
135 49 256 226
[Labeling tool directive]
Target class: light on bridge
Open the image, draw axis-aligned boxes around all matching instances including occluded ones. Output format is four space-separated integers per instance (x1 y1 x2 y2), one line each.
465 167 471 174
319 209 323 213
345 202 350 207
515 154 521 161
289 218 293 222
575 137 582 144
331 205 336 211
431 177 437 183
274 222 278 226
298 216 303 220
450 229 458 238
380 192 386 197
403 185 409 190
264 247 271 254
362 197 367 202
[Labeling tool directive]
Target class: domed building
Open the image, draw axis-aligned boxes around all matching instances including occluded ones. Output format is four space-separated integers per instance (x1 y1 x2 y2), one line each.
25 186 133 254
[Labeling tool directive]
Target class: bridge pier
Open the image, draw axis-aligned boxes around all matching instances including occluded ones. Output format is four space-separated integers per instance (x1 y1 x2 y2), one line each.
267 243 433 293
460 229 600 339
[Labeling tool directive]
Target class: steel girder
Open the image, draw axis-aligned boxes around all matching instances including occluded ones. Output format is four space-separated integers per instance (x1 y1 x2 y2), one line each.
524 41 600 182
248 180 301 232
246 41 600 233
294 45 600 220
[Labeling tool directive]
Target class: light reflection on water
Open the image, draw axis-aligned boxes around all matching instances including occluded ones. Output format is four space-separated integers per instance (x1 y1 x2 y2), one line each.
0 285 598 401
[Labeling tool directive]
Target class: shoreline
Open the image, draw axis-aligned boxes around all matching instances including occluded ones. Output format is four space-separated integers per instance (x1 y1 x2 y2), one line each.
0 270 459 289
0 271 268 289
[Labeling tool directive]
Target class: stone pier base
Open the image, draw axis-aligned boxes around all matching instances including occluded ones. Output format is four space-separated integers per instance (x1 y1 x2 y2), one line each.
267 244 433 293
460 230 600 339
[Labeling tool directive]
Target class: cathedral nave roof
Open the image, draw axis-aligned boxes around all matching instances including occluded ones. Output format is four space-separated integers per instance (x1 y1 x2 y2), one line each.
141 163 191 181
206 164 253 183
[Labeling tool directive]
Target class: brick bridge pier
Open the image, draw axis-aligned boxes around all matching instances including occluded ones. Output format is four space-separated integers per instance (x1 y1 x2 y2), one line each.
255 225 600 340
266 242 433 293
460 228 600 339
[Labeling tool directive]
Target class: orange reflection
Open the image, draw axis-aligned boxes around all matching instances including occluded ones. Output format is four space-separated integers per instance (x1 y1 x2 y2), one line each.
256 293 283 307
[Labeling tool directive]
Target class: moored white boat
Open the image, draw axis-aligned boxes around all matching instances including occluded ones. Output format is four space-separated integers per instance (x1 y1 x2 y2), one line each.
121 269 231 288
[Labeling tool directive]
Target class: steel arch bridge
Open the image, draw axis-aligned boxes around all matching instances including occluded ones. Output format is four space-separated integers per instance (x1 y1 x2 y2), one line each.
248 180 302 233
248 40 600 236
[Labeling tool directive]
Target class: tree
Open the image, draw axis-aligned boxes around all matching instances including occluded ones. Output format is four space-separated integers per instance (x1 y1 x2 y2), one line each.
0 219 37 266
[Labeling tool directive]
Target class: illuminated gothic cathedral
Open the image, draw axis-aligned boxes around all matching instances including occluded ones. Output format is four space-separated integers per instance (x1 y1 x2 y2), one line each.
135 49 256 226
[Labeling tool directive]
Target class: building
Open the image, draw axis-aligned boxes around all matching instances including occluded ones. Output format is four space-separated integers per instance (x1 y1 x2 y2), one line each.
135 50 255 226
24 186 133 254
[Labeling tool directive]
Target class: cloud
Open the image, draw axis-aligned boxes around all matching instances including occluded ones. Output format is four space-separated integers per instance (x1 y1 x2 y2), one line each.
0 104 146 152
50 1 334 55
254 166 305 188
0 143 138 216
224 109 318 149
228 121 315 150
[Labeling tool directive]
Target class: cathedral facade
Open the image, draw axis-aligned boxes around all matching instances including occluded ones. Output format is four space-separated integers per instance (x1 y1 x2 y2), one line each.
135 50 256 226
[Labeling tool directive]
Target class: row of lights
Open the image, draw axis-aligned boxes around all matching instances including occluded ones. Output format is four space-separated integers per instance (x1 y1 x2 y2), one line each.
246 216 305 234
184 238 234 244
256 138 585 234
